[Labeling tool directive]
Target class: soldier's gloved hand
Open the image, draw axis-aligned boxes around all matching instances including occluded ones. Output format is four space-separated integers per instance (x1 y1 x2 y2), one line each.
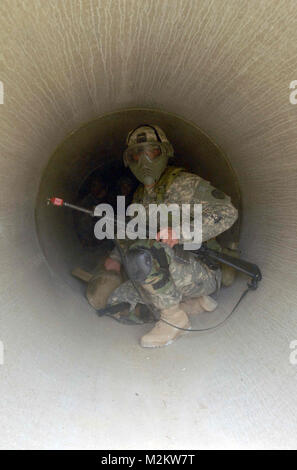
104 257 121 273
156 227 179 248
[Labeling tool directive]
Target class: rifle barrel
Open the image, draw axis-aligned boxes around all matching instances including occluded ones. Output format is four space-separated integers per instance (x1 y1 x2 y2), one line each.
63 201 94 216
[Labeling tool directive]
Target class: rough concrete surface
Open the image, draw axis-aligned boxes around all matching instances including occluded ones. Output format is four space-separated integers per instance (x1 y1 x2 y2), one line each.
0 0 297 449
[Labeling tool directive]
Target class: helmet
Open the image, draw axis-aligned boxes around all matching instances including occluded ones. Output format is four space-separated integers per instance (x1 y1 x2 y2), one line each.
123 125 173 185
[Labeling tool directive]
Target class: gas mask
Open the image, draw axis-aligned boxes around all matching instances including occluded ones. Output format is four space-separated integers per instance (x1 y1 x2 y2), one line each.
123 142 170 185
123 125 173 185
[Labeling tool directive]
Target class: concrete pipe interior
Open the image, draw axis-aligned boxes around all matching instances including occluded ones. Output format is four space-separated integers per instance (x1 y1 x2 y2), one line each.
36 108 241 291
1 0 297 450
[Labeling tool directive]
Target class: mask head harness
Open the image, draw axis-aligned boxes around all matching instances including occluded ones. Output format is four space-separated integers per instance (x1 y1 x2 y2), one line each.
123 124 174 185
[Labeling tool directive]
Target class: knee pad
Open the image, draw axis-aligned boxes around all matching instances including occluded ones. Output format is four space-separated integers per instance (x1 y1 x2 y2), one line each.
124 247 153 282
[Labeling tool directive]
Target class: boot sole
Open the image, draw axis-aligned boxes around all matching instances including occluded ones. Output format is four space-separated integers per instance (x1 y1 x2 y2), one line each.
199 295 218 312
140 322 191 348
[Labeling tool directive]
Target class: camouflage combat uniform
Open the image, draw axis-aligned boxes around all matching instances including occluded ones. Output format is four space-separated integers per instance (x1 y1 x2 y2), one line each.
107 166 238 311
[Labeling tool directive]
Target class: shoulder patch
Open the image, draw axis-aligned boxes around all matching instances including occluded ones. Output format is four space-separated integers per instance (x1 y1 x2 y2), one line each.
211 189 225 200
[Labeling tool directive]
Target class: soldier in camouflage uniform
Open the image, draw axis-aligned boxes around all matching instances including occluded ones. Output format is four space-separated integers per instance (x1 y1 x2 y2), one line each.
104 125 238 348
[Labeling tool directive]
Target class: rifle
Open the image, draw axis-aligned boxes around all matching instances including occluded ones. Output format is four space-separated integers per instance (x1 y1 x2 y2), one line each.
173 243 262 289
47 196 262 330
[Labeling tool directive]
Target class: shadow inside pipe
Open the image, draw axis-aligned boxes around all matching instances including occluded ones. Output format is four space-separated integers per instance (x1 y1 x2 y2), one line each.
35 108 241 292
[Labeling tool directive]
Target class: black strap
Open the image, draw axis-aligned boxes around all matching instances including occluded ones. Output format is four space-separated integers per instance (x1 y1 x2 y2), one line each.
150 246 170 289
96 301 155 325
129 124 162 143
103 240 261 333
96 302 130 317
97 283 256 331
160 282 256 332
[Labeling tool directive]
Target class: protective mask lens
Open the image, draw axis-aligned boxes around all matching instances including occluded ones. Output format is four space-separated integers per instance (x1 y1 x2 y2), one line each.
124 143 162 165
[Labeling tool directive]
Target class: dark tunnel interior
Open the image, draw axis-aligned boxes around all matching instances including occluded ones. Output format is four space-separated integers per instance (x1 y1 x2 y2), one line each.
35 108 241 291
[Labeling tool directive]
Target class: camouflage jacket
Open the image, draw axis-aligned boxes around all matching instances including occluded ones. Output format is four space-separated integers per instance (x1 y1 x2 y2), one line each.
110 166 238 261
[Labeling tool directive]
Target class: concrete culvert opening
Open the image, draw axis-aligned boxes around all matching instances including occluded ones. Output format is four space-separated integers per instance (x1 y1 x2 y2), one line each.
1 0 297 450
36 108 241 290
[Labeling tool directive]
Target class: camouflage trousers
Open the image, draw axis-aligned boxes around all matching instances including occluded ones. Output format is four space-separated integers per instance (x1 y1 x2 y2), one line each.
107 240 221 311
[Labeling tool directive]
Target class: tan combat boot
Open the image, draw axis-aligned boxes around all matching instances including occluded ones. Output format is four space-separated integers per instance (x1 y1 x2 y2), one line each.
140 305 190 348
199 295 218 311
180 295 218 315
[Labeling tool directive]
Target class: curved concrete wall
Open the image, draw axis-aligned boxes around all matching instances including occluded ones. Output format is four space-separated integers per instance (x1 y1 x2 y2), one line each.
36 108 241 289
1 0 297 449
